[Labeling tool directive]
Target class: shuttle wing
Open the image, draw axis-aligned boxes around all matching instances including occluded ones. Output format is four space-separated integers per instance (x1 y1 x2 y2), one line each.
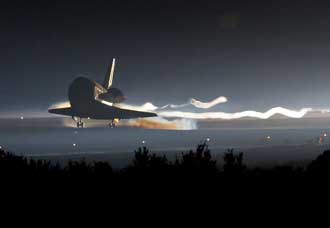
49 107 73 116
48 101 157 120
91 101 157 119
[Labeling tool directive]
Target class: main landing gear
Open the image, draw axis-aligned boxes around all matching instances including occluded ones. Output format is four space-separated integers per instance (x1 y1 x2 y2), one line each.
108 118 119 128
72 116 85 128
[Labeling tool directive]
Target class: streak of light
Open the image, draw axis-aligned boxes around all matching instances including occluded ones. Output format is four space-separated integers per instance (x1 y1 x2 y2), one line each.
116 96 229 111
158 107 312 120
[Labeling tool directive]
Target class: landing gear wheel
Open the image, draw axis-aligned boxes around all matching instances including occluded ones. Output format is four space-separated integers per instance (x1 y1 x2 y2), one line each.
109 120 117 128
77 121 84 128
73 117 85 128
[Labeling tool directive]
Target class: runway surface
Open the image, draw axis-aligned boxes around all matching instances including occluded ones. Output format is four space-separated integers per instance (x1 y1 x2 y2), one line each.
1 117 330 168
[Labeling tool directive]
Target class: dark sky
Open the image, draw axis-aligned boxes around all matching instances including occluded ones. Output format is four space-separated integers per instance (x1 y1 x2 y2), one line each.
2 0 330 115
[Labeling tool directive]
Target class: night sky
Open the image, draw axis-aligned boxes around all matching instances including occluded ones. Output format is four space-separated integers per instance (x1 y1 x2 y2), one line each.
2 0 330 116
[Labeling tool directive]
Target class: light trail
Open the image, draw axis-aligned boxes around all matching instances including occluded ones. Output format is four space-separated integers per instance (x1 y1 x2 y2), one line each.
50 96 313 130
157 107 312 120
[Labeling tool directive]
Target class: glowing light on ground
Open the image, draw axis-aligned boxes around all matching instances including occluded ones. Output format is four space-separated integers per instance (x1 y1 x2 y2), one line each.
120 117 197 130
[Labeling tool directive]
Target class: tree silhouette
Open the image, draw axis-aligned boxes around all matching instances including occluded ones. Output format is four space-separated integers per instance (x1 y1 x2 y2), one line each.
175 142 217 176
307 150 330 176
223 149 246 175
3 144 330 183
124 146 169 177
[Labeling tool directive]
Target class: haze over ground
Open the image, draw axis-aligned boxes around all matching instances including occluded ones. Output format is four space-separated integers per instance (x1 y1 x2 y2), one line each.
1 117 330 168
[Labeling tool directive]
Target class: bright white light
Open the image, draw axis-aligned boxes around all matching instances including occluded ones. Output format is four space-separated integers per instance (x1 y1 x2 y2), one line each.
190 96 227 109
206 137 210 142
100 100 113 106
72 143 77 147
20 116 24 120
0 146 2 149
116 102 158 111
266 136 271 140
141 140 146 144
114 96 311 120
324 133 327 137
116 96 228 112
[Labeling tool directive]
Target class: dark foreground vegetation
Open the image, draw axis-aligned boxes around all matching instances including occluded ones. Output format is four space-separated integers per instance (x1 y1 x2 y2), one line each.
1 142 330 185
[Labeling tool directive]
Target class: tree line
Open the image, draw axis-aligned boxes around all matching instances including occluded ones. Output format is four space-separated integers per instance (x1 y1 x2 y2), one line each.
1 141 330 182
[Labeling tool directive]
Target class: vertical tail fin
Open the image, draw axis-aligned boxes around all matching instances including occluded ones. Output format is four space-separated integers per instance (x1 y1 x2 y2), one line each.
103 58 116 89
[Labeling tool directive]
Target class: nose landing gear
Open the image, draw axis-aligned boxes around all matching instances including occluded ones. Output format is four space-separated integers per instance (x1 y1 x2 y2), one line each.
109 118 119 128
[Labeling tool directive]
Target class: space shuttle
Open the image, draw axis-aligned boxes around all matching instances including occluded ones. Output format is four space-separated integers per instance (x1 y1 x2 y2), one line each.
49 58 156 128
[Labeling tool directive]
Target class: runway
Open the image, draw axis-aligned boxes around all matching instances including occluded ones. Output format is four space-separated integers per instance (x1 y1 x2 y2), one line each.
1 117 330 168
